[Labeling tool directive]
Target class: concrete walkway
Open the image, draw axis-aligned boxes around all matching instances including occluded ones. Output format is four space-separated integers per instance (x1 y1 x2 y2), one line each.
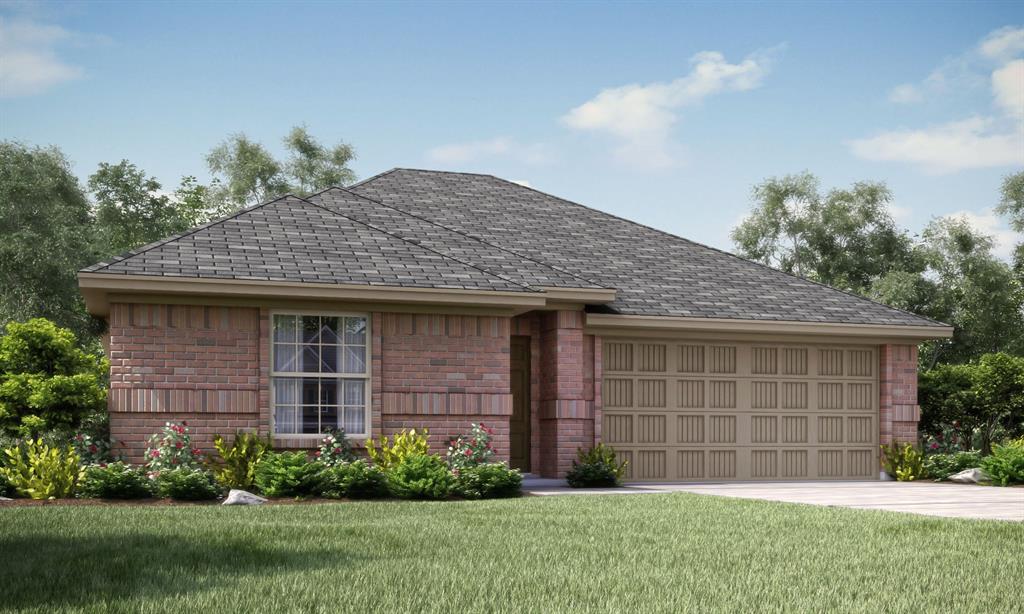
522 478 1024 522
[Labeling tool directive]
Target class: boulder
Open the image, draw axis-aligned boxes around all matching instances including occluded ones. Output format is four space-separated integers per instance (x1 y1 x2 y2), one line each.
949 468 986 484
222 489 267 505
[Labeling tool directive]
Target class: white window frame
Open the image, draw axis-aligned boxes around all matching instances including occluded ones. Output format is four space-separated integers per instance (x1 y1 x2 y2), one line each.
269 310 371 439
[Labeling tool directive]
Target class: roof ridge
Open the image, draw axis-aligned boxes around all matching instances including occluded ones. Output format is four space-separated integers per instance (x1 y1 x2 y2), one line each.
321 185 610 290
474 172 950 328
289 194 537 292
80 194 295 274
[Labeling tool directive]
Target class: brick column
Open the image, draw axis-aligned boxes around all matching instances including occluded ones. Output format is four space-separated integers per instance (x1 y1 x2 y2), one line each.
538 310 594 477
879 344 919 444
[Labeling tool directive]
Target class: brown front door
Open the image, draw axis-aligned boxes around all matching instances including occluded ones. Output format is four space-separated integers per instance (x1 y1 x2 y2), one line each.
509 335 531 472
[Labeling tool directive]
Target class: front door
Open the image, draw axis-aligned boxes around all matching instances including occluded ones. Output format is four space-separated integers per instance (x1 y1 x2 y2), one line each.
509 335 531 472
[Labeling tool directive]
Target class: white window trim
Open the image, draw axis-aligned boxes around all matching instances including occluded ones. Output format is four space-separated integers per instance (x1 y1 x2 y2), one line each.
269 310 371 439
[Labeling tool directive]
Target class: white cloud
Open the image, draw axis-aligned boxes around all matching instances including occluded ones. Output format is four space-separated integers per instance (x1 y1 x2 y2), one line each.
0 16 84 98
942 209 1022 261
888 83 923 104
979 26 1024 62
426 137 552 165
562 48 778 169
992 59 1024 118
849 116 1023 174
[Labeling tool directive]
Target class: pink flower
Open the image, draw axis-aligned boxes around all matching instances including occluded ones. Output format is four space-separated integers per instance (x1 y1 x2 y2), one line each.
175 441 183 449
313 451 321 457
150 450 160 458
192 448 201 455
930 442 939 450
333 447 342 454
464 449 472 457
75 434 84 441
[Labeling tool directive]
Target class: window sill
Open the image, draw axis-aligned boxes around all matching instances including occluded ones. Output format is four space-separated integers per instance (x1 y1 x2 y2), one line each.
273 435 368 449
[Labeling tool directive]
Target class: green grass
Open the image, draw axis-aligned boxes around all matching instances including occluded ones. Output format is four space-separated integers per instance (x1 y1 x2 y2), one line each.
1 494 1022 613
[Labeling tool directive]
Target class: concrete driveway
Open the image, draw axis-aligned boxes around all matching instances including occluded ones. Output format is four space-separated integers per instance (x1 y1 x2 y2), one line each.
522 478 1024 522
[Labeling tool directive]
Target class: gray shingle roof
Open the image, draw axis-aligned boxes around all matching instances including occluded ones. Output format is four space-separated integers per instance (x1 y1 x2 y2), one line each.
83 168 946 328
348 169 946 327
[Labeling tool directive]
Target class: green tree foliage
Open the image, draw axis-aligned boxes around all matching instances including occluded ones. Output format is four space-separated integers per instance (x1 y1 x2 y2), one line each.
0 142 98 340
919 353 1024 454
731 172 919 294
0 318 108 438
89 160 184 257
206 126 356 210
995 171 1024 280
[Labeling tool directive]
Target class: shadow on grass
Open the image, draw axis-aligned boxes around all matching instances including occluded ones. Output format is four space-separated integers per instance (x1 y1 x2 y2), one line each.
0 532 363 610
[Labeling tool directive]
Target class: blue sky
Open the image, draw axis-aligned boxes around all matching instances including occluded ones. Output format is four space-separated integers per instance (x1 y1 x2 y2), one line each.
1 1 1022 259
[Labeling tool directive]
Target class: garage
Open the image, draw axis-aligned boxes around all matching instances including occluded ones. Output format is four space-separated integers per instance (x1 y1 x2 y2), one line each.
601 338 879 481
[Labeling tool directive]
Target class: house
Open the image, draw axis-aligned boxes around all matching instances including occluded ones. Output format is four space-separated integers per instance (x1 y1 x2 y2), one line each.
78 168 952 480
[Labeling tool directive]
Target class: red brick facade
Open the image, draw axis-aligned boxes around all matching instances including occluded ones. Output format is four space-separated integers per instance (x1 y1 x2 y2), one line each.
879 343 920 444
106 302 920 478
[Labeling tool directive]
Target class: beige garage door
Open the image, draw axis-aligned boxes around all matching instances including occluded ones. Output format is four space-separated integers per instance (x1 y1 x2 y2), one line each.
601 339 879 481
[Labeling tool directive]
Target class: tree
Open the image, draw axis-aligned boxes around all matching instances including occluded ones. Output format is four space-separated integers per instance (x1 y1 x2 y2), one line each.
731 172 919 295
0 318 108 438
206 126 357 211
172 175 231 229
89 160 182 257
995 171 1024 279
0 142 99 341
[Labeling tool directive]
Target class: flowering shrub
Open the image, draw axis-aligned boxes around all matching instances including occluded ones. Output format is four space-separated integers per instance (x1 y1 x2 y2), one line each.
72 431 112 466
921 422 972 455
446 423 495 471
144 422 203 477
78 462 153 499
314 429 356 467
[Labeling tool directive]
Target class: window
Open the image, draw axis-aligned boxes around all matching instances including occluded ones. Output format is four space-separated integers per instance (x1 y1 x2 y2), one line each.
271 313 369 437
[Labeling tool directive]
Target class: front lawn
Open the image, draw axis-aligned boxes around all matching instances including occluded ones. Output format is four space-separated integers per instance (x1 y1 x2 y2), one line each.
1 494 1021 613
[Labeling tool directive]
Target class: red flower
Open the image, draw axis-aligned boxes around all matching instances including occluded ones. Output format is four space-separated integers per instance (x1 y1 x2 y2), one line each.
175 441 183 449
930 442 939 450
464 449 473 456
88 445 98 453
333 447 342 454
313 451 321 457
192 448 201 456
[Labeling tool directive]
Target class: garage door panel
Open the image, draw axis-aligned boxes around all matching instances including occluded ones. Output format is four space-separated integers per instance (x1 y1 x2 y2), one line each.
602 339 878 482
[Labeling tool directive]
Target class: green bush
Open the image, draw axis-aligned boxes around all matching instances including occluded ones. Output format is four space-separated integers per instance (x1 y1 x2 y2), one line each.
0 439 82 499
254 452 324 497
980 438 1024 486
923 450 983 481
881 443 925 481
318 460 388 499
366 428 429 471
386 453 454 500
454 463 521 499
78 462 152 499
0 471 10 497
0 318 108 438
211 431 272 488
566 444 628 488
155 467 220 501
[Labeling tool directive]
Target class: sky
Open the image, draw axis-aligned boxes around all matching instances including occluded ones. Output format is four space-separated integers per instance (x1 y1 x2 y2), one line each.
1 1 1022 260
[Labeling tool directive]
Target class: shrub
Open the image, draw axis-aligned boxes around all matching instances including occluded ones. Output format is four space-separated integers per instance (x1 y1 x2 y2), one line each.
0 471 10 497
0 318 108 438
211 431 271 489
254 451 324 497
78 462 152 499
980 438 1024 486
923 450 983 481
314 429 357 467
446 423 495 471
155 467 221 501
72 431 112 466
366 428 429 471
0 439 83 499
318 460 388 499
454 462 521 499
881 442 925 481
566 444 628 488
145 422 203 476
386 453 454 500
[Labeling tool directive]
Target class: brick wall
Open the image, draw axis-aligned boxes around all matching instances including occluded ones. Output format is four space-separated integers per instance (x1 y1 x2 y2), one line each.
880 343 920 444
377 313 513 458
108 303 264 463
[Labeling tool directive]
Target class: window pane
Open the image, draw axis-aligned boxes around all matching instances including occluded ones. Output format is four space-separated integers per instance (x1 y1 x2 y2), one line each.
321 317 341 345
320 379 338 406
343 406 365 434
274 378 299 405
300 378 320 405
320 404 338 433
274 343 298 372
344 317 367 345
273 315 298 343
342 345 366 373
300 346 320 372
302 406 320 434
343 379 365 405
274 405 298 434
319 344 338 373
302 316 320 343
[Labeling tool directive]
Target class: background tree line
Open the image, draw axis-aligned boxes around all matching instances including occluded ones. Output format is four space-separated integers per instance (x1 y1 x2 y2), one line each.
0 127 356 343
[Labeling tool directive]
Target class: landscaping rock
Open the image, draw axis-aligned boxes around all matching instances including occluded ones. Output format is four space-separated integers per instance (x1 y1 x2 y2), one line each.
0 496 12 501
222 489 267 505
949 468 986 484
